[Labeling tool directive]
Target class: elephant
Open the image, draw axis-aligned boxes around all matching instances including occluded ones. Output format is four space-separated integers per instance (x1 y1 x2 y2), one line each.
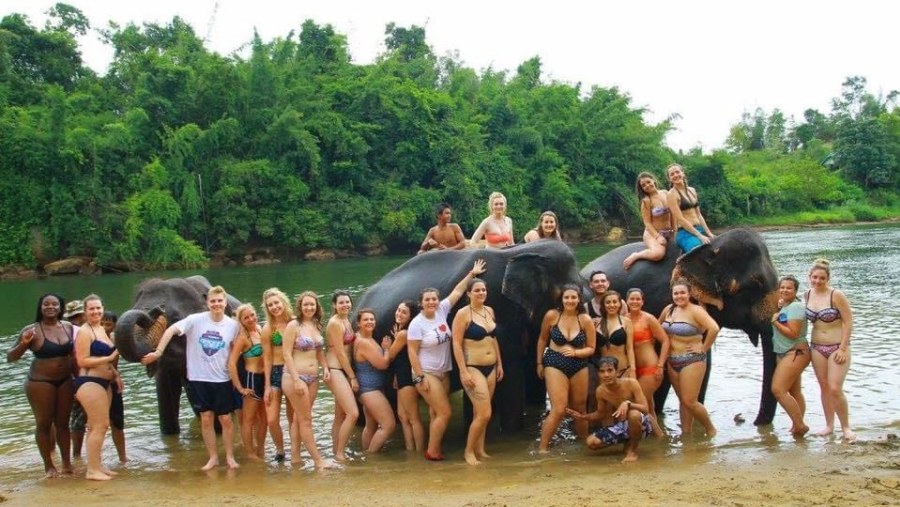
114 275 242 434
356 240 582 432
580 227 779 425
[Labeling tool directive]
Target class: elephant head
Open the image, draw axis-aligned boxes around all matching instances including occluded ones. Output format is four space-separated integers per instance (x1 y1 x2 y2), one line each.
501 242 581 320
672 228 780 346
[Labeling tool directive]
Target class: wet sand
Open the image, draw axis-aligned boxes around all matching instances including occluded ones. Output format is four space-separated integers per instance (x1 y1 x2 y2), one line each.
3 431 898 507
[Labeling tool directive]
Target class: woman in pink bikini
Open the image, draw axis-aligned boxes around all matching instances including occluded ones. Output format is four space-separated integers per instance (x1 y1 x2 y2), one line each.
806 258 855 441
471 192 514 248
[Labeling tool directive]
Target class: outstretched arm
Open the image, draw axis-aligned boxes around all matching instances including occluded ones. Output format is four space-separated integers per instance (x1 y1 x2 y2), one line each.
446 259 487 307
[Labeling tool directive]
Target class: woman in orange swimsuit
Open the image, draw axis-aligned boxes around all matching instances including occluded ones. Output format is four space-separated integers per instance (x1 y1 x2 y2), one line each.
471 192 514 248
625 288 669 436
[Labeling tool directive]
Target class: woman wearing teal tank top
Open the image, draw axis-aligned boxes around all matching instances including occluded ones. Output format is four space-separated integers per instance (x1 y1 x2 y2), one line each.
229 304 267 460
260 288 294 462
770 275 810 437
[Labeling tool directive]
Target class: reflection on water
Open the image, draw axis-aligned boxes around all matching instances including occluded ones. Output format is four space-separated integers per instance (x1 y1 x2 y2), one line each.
0 224 897 488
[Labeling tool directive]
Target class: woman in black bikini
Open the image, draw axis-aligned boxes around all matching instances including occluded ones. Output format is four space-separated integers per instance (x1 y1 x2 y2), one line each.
73 294 120 480
806 258 855 441
597 291 636 379
386 300 424 451
666 163 714 254
451 277 504 465
536 285 597 452
7 293 76 477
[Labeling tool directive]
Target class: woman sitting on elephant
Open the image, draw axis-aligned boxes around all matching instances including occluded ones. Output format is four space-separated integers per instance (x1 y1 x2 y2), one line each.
260 288 294 462
625 288 669 436
805 258 854 441
73 294 121 480
523 210 562 243
597 291 636 379
353 308 395 453
6 293 75 478
325 291 359 461
386 300 424 451
536 284 597 453
665 164 714 254
282 291 333 468
770 275 810 437
228 304 267 460
660 280 719 437
623 172 674 270
471 192 515 248
408 259 487 461
451 277 504 465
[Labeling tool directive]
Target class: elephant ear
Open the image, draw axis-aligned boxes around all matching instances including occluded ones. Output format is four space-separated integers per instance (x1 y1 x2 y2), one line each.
502 253 549 319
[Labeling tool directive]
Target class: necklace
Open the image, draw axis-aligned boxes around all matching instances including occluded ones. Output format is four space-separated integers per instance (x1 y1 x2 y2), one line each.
472 306 491 321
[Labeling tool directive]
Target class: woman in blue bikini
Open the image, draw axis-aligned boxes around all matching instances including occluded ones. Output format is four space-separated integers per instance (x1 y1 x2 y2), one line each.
806 258 855 441
660 280 719 437
229 303 267 460
536 284 597 452
665 164 714 254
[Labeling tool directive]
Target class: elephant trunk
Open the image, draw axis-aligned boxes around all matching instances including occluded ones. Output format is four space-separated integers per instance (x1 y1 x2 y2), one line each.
114 308 169 363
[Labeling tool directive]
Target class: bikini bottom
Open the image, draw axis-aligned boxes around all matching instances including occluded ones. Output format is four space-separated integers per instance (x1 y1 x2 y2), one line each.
467 364 495 378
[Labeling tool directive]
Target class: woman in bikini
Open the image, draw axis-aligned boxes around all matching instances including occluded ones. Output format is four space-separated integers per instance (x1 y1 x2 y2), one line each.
386 300 424 451
353 308 395 453
471 192 515 248
665 164 714 254
408 259 487 461
806 258 854 441
597 291 636 379
260 288 294 462
660 280 719 437
623 172 675 269
73 295 121 480
523 210 562 243
228 304 267 460
324 290 359 461
770 275 810 437
451 277 504 465
282 291 332 468
536 284 597 452
625 288 669 436
7 293 76 477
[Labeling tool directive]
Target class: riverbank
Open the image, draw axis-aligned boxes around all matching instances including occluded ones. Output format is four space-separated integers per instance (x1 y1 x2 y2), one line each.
2 431 898 507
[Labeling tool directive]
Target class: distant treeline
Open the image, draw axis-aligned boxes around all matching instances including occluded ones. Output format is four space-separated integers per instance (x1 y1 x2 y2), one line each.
1 5 897 269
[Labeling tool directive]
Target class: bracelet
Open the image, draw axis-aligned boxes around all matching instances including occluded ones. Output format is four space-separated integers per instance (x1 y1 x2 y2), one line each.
412 375 424 385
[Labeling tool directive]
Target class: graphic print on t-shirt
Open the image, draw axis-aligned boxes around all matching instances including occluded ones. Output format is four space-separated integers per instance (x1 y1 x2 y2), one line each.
433 323 450 344
198 330 226 357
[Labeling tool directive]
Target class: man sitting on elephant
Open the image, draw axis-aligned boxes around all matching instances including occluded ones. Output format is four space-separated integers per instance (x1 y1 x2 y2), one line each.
141 285 240 471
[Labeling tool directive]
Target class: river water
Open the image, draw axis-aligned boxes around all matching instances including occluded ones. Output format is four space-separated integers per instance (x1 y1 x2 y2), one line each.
1 224 897 492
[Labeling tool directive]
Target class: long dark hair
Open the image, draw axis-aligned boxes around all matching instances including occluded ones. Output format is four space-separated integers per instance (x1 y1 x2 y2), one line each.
34 293 65 323
396 300 419 331
555 284 586 314
599 290 622 340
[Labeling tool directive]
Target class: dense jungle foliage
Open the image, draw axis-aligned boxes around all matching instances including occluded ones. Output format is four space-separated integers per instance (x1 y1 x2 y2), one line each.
1 5 898 269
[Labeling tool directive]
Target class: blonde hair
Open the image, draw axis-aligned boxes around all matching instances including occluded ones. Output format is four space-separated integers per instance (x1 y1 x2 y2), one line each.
488 191 507 213
261 287 294 322
234 303 257 330
208 285 227 299
809 258 831 279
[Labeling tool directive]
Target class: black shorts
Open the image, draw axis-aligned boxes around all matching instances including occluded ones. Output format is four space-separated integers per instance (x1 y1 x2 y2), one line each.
109 389 125 430
393 351 414 389
186 380 234 416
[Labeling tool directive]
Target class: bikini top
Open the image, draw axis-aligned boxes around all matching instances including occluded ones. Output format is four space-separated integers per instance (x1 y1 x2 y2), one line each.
89 338 116 357
633 326 653 345
294 335 323 351
676 187 699 210
32 324 74 359
243 342 263 358
662 320 702 337
464 321 495 342
271 329 283 347
485 232 513 244
599 316 626 347
805 290 841 323
342 326 355 345
650 206 670 218
550 316 587 348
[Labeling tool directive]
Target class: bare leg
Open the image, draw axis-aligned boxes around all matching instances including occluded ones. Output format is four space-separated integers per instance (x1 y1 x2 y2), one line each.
266 388 285 459
624 230 667 270
462 367 492 465
810 349 834 436
417 374 451 458
198 411 219 471
622 410 644 462
326 370 358 461
25 379 63 477
397 386 424 451
772 351 810 436
637 373 665 436
671 362 715 437
361 391 396 453
539 368 570 453
76 383 112 481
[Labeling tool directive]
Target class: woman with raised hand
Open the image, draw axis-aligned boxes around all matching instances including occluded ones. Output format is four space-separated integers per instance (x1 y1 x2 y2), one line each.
624 288 669 436
6 293 76 477
470 192 515 248
386 300 424 451
451 277 504 465
73 295 121 480
260 288 294 462
523 210 562 243
229 304 267 460
536 284 597 452
408 259 487 460
805 258 854 441
770 275 810 437
282 291 333 469
324 291 359 461
660 280 719 437
354 308 395 453
666 164 714 255
623 172 674 270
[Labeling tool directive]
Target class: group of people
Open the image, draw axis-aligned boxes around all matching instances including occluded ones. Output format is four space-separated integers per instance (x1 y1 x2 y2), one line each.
7 165 856 478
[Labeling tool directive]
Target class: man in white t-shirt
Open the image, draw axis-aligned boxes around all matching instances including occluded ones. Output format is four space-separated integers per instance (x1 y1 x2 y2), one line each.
142 285 240 470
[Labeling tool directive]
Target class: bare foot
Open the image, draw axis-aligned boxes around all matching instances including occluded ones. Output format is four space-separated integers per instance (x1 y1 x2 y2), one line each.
85 470 112 481
464 452 481 466
118 456 129 464
247 454 262 461
705 427 717 438
200 458 219 471
316 460 343 471
842 430 857 443
622 452 639 463
61 463 74 475
475 451 492 460
226 457 240 469
333 452 347 462
538 447 550 455
101 467 118 476
44 467 59 479
623 254 637 271
792 424 810 437
814 427 834 437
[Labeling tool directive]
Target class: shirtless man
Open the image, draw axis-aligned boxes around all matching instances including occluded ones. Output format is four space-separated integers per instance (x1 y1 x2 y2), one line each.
567 356 652 462
418 203 466 254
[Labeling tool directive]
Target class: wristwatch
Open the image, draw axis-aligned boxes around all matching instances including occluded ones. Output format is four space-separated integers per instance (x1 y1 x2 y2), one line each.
412 375 424 385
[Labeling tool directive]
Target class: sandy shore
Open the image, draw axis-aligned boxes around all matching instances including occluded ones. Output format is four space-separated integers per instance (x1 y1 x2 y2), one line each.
2 431 899 507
